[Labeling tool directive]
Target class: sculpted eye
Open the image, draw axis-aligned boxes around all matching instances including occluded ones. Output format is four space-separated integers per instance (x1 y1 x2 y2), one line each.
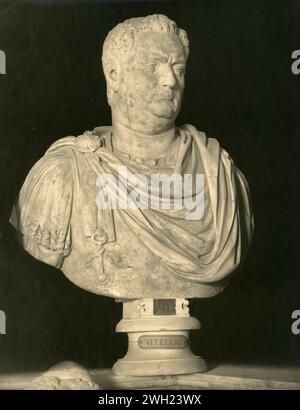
145 63 156 73
173 65 185 77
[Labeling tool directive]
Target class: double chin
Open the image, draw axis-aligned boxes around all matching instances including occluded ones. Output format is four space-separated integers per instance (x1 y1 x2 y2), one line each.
112 101 179 134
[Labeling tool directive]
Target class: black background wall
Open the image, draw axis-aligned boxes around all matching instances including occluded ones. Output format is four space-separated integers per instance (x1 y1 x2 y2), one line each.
0 0 300 373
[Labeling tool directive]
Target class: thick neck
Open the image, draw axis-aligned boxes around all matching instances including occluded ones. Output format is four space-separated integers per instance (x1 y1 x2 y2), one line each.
111 116 178 160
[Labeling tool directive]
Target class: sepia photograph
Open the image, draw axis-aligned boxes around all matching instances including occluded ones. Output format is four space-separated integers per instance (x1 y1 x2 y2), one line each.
0 0 300 396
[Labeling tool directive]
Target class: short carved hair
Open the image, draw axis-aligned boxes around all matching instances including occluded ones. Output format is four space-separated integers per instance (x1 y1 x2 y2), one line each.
102 14 189 77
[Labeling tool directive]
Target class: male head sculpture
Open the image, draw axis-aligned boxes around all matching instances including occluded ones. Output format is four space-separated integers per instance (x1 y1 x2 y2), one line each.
10 15 253 300
102 14 188 134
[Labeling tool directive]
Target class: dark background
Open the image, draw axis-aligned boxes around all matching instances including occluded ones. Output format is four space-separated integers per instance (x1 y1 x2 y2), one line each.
0 0 300 373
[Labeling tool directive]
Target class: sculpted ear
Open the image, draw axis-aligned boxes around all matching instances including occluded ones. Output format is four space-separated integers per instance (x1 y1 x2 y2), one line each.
105 60 121 92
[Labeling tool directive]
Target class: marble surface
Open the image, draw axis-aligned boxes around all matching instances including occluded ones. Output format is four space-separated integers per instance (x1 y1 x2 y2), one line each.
1 364 299 390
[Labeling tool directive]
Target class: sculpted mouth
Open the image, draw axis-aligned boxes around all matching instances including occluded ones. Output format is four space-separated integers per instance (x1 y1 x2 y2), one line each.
164 93 174 100
153 91 175 101
156 94 175 102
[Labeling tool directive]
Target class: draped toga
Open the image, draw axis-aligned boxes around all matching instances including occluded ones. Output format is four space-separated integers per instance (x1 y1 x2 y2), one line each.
10 124 253 298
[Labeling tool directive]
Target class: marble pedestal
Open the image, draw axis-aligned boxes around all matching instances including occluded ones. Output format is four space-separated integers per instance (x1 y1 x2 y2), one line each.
113 299 206 376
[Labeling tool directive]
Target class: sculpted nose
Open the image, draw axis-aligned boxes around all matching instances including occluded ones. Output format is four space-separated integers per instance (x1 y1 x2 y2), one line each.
162 64 176 89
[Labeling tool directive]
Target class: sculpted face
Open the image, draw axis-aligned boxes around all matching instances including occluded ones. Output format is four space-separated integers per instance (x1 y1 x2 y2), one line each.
112 31 186 134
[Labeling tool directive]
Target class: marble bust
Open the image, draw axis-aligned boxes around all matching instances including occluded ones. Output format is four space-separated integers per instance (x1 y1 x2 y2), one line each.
10 14 253 300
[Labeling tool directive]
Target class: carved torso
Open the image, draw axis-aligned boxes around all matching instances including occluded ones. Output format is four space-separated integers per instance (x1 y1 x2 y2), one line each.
11 125 253 299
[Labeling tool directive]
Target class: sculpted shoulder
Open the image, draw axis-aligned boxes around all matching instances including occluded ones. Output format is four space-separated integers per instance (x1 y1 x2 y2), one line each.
13 126 110 203
9 130 98 268
10 127 111 269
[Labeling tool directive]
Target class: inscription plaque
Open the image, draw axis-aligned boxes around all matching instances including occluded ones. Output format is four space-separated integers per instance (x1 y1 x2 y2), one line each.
138 335 188 349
